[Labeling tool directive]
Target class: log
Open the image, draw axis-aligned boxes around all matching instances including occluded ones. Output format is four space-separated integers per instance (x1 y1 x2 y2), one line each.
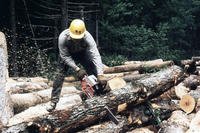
183 75 200 90
64 76 77 82
7 94 82 127
106 77 126 90
64 71 139 82
103 61 173 74
192 56 200 61
11 87 81 113
3 65 184 132
187 110 200 133
124 59 163 65
179 94 196 114
6 82 49 94
72 100 176 133
10 77 49 83
174 83 190 99
0 32 13 126
156 75 200 100
123 73 147 82
159 110 191 133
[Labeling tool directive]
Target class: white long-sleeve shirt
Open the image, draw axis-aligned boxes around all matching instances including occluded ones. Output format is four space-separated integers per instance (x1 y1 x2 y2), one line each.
58 29 103 75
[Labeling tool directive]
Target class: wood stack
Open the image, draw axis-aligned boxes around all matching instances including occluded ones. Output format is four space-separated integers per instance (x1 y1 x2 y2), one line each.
1 55 200 132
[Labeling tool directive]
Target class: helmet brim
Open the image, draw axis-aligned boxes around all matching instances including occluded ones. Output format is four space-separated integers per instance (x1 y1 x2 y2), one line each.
69 31 85 39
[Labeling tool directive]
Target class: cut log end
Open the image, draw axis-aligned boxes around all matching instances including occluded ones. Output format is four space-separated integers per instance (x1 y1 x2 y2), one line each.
179 94 196 114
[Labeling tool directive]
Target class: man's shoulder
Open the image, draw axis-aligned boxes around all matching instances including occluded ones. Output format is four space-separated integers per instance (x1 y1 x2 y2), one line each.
59 29 70 40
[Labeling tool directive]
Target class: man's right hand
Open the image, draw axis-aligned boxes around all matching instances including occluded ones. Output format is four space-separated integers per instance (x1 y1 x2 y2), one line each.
77 69 87 80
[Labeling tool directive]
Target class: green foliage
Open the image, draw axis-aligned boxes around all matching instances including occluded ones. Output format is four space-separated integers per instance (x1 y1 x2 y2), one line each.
99 0 200 61
102 54 127 67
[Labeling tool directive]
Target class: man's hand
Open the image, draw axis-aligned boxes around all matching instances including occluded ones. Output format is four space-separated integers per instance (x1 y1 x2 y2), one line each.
77 69 87 80
97 75 107 86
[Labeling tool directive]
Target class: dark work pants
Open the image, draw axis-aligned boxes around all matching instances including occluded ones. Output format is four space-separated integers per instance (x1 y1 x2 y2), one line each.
51 51 98 103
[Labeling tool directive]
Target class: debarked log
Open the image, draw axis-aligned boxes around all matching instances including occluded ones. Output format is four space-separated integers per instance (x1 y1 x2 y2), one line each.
11 86 81 113
103 61 173 74
6 82 49 94
3 65 184 133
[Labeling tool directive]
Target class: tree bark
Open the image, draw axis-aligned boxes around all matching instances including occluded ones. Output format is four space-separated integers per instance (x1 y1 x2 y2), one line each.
0 32 13 126
3 65 184 133
103 61 173 74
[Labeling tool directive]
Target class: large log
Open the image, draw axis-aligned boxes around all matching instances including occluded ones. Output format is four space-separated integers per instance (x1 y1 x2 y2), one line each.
3 65 184 132
11 87 81 113
103 61 173 74
7 94 82 127
159 110 192 133
79 100 178 133
0 32 13 126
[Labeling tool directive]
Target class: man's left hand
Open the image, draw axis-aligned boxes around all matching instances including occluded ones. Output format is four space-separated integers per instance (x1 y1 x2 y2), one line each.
97 75 107 85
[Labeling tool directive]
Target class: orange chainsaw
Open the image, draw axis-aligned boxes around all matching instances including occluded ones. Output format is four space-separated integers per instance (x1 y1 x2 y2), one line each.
81 75 119 124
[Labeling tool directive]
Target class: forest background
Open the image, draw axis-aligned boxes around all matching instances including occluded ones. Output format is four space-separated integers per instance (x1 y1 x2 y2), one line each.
0 0 200 79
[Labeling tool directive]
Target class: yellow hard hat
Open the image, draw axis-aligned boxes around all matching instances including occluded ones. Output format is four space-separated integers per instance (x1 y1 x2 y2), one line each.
69 19 86 39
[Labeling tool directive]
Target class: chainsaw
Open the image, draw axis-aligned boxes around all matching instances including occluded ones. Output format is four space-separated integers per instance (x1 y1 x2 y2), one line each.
81 75 119 124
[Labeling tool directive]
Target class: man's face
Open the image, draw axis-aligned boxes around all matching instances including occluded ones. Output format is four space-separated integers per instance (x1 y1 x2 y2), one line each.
71 38 81 44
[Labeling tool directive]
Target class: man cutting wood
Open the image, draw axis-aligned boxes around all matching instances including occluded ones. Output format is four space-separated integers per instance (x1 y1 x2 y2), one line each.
47 19 107 112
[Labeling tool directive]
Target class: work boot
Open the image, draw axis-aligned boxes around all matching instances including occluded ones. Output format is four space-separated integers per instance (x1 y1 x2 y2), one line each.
46 102 57 112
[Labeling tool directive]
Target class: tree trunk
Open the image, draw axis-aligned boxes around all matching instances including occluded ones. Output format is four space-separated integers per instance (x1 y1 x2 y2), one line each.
0 32 13 126
10 0 18 76
103 61 173 74
61 0 68 30
3 65 184 132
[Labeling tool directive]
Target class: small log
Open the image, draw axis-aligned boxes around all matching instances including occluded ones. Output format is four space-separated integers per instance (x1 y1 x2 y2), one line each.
0 32 13 126
11 87 81 113
104 71 139 78
3 65 184 133
103 61 173 74
179 94 196 114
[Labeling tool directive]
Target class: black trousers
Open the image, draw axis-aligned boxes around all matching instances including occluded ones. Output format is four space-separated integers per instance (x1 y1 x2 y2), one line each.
51 51 98 103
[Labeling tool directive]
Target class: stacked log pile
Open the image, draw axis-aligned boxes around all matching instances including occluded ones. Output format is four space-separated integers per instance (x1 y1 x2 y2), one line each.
1 33 200 132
